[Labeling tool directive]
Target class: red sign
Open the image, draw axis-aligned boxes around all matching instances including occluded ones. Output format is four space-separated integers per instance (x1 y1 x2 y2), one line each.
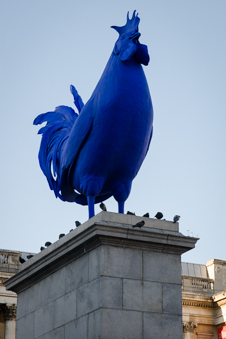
218 326 226 339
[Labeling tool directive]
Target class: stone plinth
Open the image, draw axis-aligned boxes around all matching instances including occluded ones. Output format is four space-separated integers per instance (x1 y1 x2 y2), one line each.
4 212 198 339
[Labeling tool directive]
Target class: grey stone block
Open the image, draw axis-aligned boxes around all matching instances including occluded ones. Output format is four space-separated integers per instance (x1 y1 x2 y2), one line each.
27 268 66 315
34 302 54 338
76 278 100 318
163 283 182 315
54 290 76 328
26 278 47 314
16 289 28 319
123 279 162 312
101 276 122 309
143 251 181 284
143 312 183 339
96 309 142 339
44 267 66 303
65 253 89 293
143 281 162 312
16 313 34 339
88 246 101 281
42 326 64 339
123 279 142 311
65 316 88 339
101 245 142 279
88 310 101 339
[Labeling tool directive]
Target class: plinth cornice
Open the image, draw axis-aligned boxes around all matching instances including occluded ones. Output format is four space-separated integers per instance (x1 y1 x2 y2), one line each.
4 212 198 294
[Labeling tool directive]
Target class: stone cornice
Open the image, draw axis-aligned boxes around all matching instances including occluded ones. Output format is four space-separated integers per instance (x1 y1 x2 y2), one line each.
182 293 214 308
4 213 198 294
182 300 215 308
183 293 226 309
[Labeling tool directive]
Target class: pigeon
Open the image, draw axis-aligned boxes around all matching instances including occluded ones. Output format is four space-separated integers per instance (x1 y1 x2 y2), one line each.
19 257 26 264
132 220 145 228
127 211 136 215
45 241 52 247
155 212 163 220
173 215 180 223
40 246 45 251
100 202 107 211
27 255 34 259
59 233 65 239
69 229 74 232
143 213 149 218
75 221 81 227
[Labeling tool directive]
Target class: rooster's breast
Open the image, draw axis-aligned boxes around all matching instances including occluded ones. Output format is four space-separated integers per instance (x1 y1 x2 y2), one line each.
73 60 153 195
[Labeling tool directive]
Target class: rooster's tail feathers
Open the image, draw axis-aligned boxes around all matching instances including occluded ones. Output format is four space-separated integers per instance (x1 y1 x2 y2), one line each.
33 105 78 200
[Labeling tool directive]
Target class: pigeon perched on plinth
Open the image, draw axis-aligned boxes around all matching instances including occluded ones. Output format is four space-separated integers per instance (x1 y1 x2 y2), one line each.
75 221 81 227
100 202 107 211
132 220 145 228
19 257 26 264
143 213 149 218
173 215 180 223
127 211 135 215
155 212 163 220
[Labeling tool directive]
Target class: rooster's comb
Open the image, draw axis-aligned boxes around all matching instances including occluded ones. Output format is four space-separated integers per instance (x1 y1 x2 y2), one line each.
111 10 140 36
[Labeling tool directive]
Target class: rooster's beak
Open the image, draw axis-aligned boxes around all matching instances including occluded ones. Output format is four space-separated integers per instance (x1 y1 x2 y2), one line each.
131 32 141 40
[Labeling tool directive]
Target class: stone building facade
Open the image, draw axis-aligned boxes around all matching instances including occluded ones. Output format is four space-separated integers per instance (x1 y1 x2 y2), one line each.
0 250 19 339
0 250 34 339
182 259 226 339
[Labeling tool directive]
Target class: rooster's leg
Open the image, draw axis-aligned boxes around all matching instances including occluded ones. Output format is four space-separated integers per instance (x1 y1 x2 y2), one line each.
87 195 95 219
118 201 124 214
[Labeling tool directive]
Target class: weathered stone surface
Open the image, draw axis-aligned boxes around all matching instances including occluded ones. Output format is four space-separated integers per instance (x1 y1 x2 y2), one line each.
101 309 142 339
42 326 64 339
65 316 88 339
123 279 162 312
65 253 89 293
101 276 123 309
143 312 183 339
16 289 28 320
54 291 76 328
88 246 101 281
143 251 181 284
101 246 142 279
88 309 142 339
16 313 34 339
88 310 101 339
76 278 100 318
163 283 182 315
34 302 54 337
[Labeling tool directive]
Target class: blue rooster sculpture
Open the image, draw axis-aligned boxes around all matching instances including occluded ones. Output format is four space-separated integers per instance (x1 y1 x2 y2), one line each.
34 11 153 219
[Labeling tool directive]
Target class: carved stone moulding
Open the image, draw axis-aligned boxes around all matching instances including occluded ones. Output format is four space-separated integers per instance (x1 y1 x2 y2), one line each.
182 300 214 308
196 332 214 339
183 321 198 333
0 304 17 321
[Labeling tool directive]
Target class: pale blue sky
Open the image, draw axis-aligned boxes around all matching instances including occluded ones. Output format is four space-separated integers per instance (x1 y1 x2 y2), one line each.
0 0 225 264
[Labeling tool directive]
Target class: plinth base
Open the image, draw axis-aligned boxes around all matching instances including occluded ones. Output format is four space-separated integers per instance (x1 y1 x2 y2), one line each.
5 212 198 339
